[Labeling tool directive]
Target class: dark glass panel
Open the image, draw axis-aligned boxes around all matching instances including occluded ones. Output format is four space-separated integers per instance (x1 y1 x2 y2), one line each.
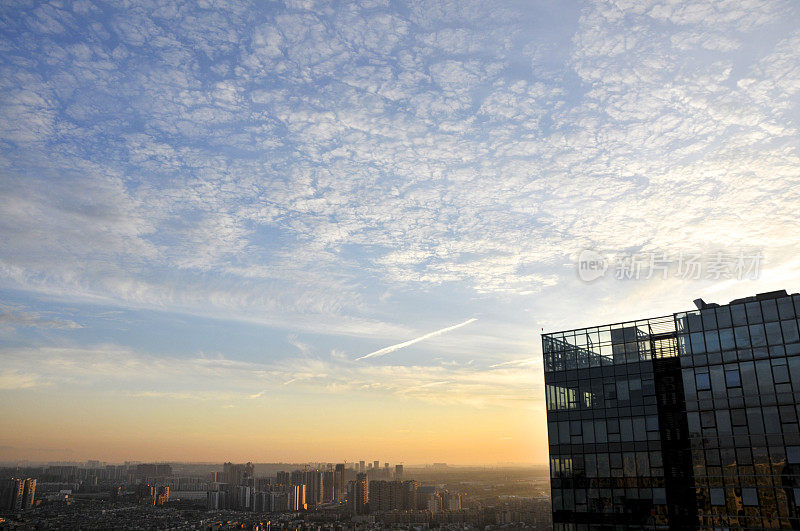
787 446 800 464
778 297 795 320
583 420 595 443
755 359 774 394
633 417 646 441
731 304 748 326
746 301 762 323
710 366 726 399
736 447 752 465
549 422 559 444
704 330 720 352
725 368 741 387
762 299 779 321
690 332 706 354
597 454 610 476
716 306 732 328
734 326 751 348
616 380 629 401
585 454 597 477
773 364 790 384
790 356 800 386
782 320 799 343
762 407 779 434
702 308 718 329
715 410 732 435
765 321 783 346
559 421 570 444
741 487 758 506
594 420 607 443
619 418 633 441
749 324 767 347
740 361 757 395
746 408 764 434
719 328 735 350
780 405 797 423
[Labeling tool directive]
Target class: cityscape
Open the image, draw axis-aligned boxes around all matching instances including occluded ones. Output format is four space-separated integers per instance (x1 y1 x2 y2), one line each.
2 0 800 530
4 288 800 529
1 460 551 529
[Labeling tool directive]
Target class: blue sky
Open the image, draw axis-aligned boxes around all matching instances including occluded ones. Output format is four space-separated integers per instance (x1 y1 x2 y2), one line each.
1 0 799 464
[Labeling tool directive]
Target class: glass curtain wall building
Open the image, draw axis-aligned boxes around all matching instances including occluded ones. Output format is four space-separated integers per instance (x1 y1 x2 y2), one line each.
542 290 800 530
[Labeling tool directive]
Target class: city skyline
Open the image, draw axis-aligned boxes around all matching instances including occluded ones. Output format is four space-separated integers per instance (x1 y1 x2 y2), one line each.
2 0 800 466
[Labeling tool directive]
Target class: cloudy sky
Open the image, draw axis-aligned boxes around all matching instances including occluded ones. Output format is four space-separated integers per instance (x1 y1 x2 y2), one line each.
1 0 799 465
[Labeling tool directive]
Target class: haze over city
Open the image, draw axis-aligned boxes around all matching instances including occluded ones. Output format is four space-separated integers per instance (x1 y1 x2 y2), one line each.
2 0 800 470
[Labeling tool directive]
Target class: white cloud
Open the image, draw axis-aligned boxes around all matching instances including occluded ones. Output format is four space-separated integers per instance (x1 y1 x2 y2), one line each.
356 318 477 360
0 0 797 372
0 342 543 409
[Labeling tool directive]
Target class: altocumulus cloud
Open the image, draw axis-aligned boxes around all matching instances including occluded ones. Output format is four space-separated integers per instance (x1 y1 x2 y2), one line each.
0 0 799 409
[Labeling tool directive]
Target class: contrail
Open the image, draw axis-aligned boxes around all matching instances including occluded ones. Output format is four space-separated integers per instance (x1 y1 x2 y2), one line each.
356 318 477 361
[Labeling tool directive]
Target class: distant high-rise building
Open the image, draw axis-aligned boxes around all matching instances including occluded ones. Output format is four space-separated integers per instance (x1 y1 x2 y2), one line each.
322 469 334 503
373 460 379 471
21 479 36 510
134 463 172 479
441 489 461 510
288 484 306 511
543 290 800 529
290 469 304 487
222 462 254 486
0 478 24 511
353 472 369 515
359 460 365 473
334 464 346 502
276 471 290 487
270 490 288 512
370 480 391 512
369 480 417 512
136 484 169 506
252 490 271 512
417 485 440 513
394 464 404 480
309 469 323 507
207 482 226 510
255 477 271 492
233 485 250 510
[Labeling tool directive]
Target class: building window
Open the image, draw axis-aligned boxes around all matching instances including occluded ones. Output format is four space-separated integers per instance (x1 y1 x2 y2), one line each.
741 488 758 506
725 368 741 388
788 446 800 464
710 488 725 506
773 364 790 384
731 409 747 426
780 405 798 423
695 372 711 390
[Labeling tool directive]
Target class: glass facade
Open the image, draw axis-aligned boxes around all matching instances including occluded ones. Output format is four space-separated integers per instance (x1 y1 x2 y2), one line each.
543 290 800 530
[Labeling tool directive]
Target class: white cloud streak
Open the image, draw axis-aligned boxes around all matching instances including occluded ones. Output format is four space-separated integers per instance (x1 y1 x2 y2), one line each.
356 318 478 360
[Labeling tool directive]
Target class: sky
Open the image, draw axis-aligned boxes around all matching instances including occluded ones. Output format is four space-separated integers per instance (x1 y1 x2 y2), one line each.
0 0 799 466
